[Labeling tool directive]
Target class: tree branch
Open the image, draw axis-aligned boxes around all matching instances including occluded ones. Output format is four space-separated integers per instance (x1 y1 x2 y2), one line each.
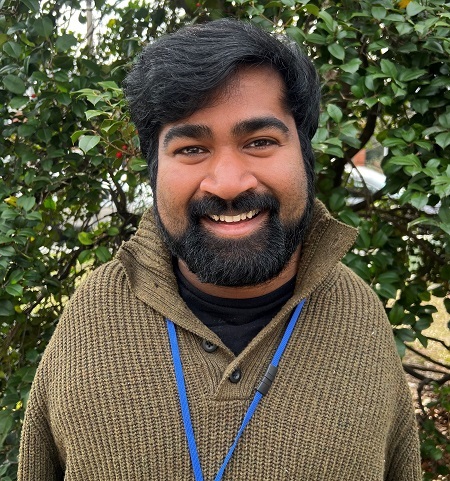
333 102 380 188
345 102 380 161
406 344 450 371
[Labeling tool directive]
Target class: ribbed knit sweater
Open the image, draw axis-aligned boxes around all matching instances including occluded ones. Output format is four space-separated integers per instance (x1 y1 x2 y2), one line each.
18 200 421 480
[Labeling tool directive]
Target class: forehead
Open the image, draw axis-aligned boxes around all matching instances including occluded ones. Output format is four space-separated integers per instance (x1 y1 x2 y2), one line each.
158 66 292 136
217 64 287 104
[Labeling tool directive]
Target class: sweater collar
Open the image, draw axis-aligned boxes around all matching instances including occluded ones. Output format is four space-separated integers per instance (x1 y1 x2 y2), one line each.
116 199 357 340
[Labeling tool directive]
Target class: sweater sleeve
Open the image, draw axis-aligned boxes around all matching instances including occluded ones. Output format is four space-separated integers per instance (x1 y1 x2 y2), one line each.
384 369 422 481
18 355 64 480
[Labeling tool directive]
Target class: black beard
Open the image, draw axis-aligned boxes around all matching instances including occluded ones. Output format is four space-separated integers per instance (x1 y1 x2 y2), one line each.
154 191 313 287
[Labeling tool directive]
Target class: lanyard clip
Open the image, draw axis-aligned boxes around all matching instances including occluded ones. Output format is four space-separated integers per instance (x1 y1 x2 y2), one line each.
256 364 278 396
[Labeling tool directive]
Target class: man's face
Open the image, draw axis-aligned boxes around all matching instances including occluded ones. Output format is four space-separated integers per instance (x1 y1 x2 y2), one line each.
154 66 314 287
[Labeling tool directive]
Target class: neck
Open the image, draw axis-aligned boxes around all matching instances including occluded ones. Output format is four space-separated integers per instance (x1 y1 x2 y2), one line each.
177 247 301 299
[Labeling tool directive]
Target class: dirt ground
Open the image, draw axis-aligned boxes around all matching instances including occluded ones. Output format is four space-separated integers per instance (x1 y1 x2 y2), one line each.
404 297 450 481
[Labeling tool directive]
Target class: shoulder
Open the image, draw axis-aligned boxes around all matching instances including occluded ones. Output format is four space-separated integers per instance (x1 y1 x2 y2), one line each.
307 261 396 351
316 261 385 314
42 259 150 356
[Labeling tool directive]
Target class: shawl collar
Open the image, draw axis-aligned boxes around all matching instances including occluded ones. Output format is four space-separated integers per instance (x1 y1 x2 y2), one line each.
116 199 358 341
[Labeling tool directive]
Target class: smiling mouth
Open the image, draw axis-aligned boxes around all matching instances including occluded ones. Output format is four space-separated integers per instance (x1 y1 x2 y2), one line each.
207 210 260 223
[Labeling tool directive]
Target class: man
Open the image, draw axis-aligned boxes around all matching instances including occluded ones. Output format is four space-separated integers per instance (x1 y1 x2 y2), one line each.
19 19 421 480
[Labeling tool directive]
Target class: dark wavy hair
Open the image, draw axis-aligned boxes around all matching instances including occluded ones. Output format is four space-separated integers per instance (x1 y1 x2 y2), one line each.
124 18 321 192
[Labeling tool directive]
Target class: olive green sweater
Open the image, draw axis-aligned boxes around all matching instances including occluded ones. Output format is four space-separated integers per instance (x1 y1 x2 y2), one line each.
19 201 421 480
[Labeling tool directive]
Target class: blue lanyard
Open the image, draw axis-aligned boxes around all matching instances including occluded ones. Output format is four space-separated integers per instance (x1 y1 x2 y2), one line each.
166 298 306 481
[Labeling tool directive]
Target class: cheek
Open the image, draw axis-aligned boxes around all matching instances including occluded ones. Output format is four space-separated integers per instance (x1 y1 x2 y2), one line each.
273 160 308 221
154 164 198 234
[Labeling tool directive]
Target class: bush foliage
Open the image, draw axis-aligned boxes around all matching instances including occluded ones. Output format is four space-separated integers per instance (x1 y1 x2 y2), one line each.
1 0 449 479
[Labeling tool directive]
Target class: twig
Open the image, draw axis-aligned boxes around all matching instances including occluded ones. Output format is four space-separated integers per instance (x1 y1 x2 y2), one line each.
426 336 450 351
406 344 450 371
403 363 450 375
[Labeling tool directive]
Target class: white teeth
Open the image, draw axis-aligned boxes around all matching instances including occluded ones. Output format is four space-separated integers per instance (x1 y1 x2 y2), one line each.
209 210 259 223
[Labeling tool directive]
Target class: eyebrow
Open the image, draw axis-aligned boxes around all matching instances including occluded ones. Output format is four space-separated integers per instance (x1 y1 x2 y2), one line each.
162 124 213 148
162 116 291 149
231 117 290 137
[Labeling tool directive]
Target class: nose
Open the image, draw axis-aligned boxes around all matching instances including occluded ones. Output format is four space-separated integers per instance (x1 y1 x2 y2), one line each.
199 150 258 200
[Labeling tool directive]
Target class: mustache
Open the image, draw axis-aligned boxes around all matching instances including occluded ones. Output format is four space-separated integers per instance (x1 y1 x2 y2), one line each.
188 192 279 220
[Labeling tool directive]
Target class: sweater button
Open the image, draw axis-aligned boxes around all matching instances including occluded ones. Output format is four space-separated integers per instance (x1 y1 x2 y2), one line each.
229 368 242 383
201 339 218 353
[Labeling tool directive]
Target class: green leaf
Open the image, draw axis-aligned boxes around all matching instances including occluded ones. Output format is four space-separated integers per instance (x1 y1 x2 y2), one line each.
436 132 450 149
377 271 400 284
71 130 89 143
372 230 388 248
396 23 413 36
3 41 22 58
17 124 35 137
414 318 432 331
379 95 392 106
33 16 53 37
10 96 28 109
318 10 336 32
20 0 40 12
380 59 397 79
394 336 406 358
397 68 426 82
423 39 444 54
327 104 343 123
56 93 71 106
328 43 345 61
36 128 52 143
401 129 415 143
340 58 361 73
387 154 422 175
78 232 95 245
17 196 35 212
3 74 26 95
438 112 450 129
285 26 305 44
410 192 428 210
323 145 343 157
97 81 121 91
338 209 360 227
25 211 42 221
0 410 13 447
55 33 77 52
305 33 327 45
85 110 109 121
304 4 319 16
8 269 24 284
411 98 429 115
406 1 425 16
0 246 15 257
79 135 101 154
371 6 386 20
129 157 148 172
0 300 15 317
395 327 416 343
78 249 93 264
357 229 371 249
94 246 112 263
329 191 346 211
340 135 361 149
364 75 378 91
5 284 23 297
376 282 397 299
389 303 405 326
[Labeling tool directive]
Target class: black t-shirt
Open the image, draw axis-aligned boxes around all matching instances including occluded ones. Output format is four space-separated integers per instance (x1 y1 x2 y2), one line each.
174 262 296 355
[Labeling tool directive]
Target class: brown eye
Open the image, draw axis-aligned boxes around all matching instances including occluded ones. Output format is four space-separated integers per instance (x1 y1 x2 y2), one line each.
177 146 207 155
246 139 278 149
